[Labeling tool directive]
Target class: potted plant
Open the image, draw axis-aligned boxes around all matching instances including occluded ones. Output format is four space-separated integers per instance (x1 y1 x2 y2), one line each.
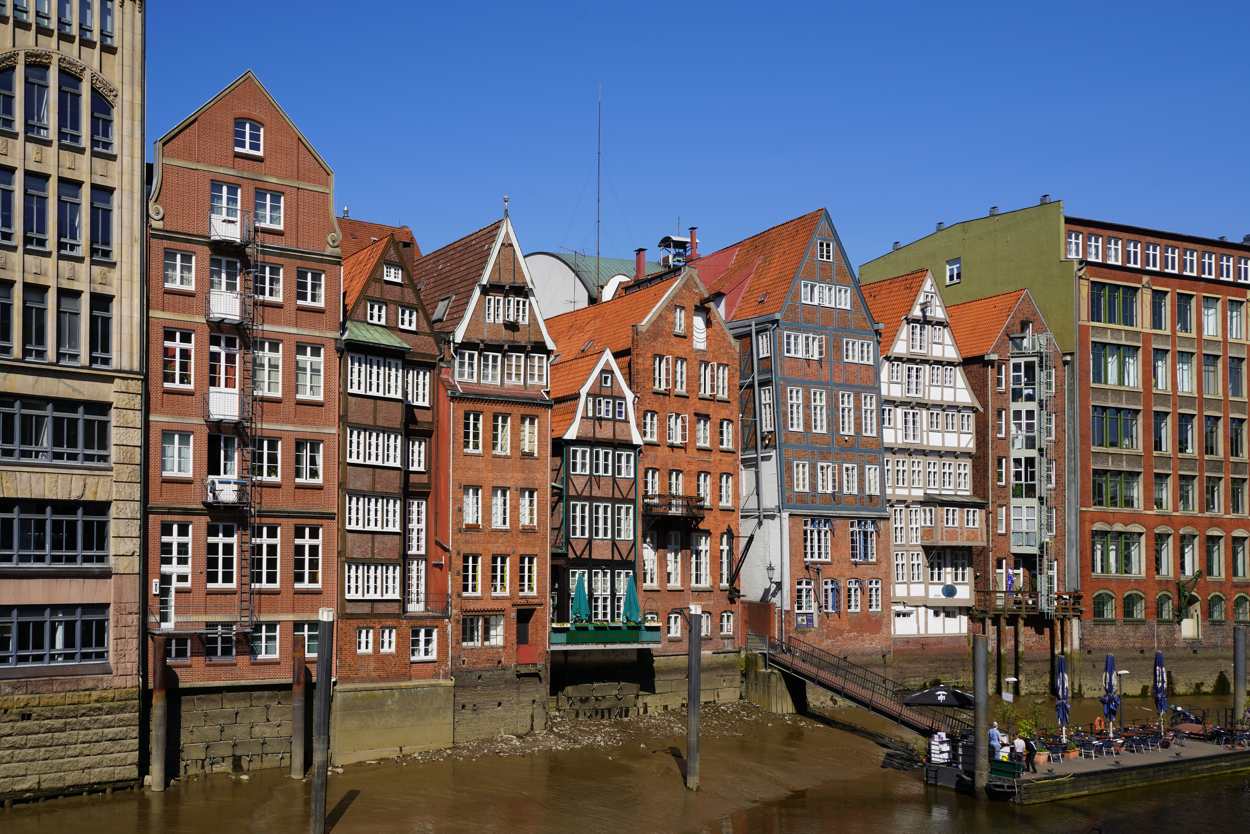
1064 739 1079 760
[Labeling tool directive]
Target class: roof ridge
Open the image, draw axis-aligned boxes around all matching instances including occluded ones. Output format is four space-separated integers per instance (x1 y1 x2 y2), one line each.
419 218 504 260
690 208 823 264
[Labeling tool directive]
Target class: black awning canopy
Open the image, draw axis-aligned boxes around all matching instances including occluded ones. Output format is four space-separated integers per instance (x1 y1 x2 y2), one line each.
903 684 975 709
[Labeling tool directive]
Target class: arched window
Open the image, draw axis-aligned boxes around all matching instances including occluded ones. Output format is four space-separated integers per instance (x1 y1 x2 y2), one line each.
1234 595 1250 624
1123 592 1145 621
90 89 112 153
58 71 81 145
1209 594 1226 623
1156 593 1174 622
1093 591 1115 621
234 118 263 155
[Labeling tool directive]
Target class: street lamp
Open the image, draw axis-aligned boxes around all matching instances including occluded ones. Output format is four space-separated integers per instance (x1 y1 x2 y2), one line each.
669 607 702 791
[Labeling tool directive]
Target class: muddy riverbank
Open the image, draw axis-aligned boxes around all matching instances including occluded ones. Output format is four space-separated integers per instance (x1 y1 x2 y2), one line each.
3 697 1247 834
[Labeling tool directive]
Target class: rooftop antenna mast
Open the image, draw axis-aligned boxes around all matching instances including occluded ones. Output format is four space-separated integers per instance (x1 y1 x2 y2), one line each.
594 82 602 310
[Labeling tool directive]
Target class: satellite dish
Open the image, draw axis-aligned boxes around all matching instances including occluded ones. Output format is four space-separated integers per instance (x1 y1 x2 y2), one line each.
941 584 958 598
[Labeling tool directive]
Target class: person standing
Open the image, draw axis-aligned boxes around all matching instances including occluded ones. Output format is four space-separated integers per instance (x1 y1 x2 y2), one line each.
1024 736 1039 773
989 722 1002 761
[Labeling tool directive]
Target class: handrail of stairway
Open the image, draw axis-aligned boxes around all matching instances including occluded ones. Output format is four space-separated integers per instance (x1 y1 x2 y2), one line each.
767 634 971 735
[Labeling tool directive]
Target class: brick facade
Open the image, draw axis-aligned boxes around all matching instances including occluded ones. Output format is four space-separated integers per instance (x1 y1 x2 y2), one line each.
145 72 340 686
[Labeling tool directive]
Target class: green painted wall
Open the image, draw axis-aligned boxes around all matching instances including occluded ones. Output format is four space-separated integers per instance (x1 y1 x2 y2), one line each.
859 201 1079 352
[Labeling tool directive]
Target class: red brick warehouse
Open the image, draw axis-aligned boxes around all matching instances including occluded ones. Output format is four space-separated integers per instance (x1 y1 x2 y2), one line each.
145 72 341 684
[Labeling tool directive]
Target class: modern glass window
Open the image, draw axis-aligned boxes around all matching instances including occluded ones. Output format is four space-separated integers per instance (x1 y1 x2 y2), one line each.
0 604 108 666
24 173 49 250
1091 470 1139 508
1202 297 1220 337
22 284 47 360
0 500 109 566
1152 349 1169 391
0 69 14 132
1090 406 1138 450
89 90 112 153
0 396 109 465
55 290 79 364
0 168 13 244
1090 342 1138 387
89 186 111 259
1177 352 1194 394
24 65 49 138
1089 282 1137 326
1231 358 1245 398
1231 300 1246 340
58 71 81 145
1202 354 1220 395
1150 290 1168 331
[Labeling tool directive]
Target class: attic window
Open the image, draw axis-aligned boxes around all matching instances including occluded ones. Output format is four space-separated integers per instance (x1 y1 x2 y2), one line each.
432 296 453 323
601 373 612 387
383 263 403 283
817 239 834 262
234 119 263 156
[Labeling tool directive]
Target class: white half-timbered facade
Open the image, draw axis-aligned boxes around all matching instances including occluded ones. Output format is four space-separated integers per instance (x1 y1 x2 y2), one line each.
864 270 985 638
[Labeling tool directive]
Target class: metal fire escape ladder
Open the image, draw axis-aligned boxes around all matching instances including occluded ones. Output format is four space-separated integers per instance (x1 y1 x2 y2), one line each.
236 224 259 632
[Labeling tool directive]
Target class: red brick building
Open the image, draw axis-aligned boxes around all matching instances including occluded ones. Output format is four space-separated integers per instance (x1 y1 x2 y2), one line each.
145 72 340 683
947 289 1073 686
416 216 554 674
547 269 742 656
335 231 447 683
689 210 891 658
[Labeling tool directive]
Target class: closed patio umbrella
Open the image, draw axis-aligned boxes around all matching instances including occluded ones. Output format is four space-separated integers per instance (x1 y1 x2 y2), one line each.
571 573 591 623
1153 651 1168 732
1056 655 1071 743
622 578 641 625
1100 654 1120 734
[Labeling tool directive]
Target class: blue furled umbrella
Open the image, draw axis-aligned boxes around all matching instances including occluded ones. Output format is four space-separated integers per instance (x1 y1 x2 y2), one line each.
1153 651 1168 729
622 578 641 625
571 573 590 624
1099 654 1120 734
1055 655 1071 742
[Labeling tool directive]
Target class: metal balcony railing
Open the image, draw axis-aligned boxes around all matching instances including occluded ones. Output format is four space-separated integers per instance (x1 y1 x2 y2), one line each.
208 288 243 323
208 210 253 245
206 388 241 422
642 493 707 518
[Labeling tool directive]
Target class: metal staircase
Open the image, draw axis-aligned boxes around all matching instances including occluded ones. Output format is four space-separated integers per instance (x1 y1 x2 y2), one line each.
205 209 259 633
765 634 972 737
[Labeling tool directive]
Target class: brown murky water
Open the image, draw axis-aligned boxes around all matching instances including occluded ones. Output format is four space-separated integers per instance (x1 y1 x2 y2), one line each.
4 698 1247 834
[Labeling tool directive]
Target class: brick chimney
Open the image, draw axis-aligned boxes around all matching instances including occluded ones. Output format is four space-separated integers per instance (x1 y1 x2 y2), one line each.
634 248 647 280
688 227 698 259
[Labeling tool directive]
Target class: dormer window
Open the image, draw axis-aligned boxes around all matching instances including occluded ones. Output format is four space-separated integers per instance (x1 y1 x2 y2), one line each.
673 306 686 336
367 300 386 325
817 239 834 262
234 119 263 156
383 262 403 283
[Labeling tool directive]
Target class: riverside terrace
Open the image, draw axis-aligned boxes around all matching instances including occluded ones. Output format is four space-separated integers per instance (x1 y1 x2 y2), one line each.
927 725 1250 804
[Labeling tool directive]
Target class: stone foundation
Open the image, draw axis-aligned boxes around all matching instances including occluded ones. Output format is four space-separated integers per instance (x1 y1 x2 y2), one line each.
453 667 548 744
0 686 140 802
331 680 453 765
169 684 293 778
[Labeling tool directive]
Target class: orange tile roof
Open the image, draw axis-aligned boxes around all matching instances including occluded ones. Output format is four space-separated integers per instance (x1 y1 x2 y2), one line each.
691 209 824 321
860 269 929 352
549 352 606 403
545 275 679 365
945 289 1029 358
339 216 422 271
551 400 581 439
415 220 503 332
342 234 391 311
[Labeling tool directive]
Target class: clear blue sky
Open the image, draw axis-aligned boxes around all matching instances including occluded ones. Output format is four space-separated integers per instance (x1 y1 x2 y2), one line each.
149 1 1250 268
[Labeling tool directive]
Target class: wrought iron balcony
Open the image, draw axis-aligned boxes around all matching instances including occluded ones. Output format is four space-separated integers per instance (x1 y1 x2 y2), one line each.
642 493 707 519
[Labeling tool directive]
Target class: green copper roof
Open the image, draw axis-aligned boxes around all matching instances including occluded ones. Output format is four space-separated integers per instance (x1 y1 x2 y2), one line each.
344 320 410 350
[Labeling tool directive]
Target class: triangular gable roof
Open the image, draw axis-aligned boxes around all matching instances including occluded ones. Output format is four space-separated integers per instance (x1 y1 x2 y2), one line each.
154 70 333 177
555 350 643 443
340 217 422 270
691 209 824 321
342 235 392 311
546 275 681 364
945 289 1032 358
415 219 502 332
416 217 555 350
860 268 930 351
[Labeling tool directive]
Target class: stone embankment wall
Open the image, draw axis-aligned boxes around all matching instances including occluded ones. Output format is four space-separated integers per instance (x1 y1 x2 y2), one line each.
170 685 293 777
453 669 548 743
331 680 453 765
551 651 743 719
0 686 140 801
